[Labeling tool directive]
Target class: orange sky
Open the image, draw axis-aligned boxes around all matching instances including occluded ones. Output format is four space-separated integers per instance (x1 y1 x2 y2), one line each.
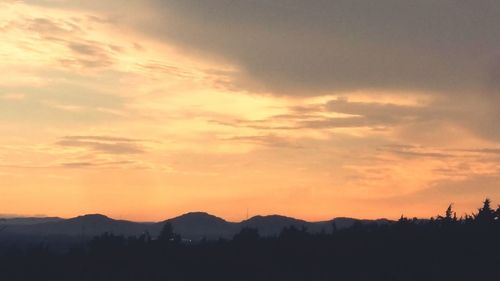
1 1 500 222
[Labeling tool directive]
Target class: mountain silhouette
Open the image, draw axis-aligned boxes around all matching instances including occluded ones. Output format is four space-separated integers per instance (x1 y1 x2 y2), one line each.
0 212 392 241
1 214 150 237
154 212 236 240
241 215 309 235
0 216 63 225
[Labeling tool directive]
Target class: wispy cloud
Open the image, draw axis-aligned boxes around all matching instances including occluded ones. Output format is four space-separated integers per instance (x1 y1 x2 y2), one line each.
222 134 303 149
380 145 455 159
60 160 137 169
3 15 117 69
56 136 147 154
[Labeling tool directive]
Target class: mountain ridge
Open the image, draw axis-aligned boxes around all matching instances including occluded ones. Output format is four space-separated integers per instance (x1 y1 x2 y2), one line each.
0 212 393 240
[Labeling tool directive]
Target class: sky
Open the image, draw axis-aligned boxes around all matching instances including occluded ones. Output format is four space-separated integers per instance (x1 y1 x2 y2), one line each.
1 0 500 222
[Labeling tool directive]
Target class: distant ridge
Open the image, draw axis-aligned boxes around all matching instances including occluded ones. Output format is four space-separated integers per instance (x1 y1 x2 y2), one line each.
0 212 393 240
0 216 63 225
156 212 235 240
1 214 150 237
241 215 309 236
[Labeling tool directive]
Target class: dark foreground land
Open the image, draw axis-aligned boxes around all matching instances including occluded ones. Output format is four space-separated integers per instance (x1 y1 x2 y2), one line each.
1 200 499 281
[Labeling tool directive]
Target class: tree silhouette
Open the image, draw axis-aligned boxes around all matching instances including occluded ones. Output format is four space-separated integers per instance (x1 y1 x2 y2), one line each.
496 205 500 222
158 222 180 243
437 204 457 225
1 198 500 281
475 198 496 224
233 227 260 242
279 225 309 241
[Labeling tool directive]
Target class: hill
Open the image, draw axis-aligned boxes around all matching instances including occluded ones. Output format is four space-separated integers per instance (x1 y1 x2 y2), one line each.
0 213 393 241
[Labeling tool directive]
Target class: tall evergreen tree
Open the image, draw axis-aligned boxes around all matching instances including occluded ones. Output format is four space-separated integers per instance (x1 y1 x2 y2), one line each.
475 198 496 224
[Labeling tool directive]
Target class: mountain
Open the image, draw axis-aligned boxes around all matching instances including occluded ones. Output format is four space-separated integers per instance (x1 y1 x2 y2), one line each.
1 214 150 237
0 217 63 225
241 215 309 236
239 216 390 235
152 212 237 240
0 213 394 241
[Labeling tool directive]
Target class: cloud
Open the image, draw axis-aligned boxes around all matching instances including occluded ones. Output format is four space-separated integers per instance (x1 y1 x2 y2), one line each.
381 147 454 159
15 0 500 142
4 15 117 69
136 61 194 79
62 135 148 143
222 134 303 148
62 41 114 68
385 175 500 205
13 16 82 37
457 148 500 155
212 97 442 131
127 0 500 96
22 0 500 95
61 160 136 168
56 136 147 154
3 0 500 220
326 98 426 118
139 1 500 142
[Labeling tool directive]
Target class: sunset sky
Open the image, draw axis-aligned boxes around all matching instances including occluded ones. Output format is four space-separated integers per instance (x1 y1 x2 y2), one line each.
1 0 500 221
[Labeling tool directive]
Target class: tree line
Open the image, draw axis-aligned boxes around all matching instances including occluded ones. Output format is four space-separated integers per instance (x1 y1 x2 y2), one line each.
0 199 499 280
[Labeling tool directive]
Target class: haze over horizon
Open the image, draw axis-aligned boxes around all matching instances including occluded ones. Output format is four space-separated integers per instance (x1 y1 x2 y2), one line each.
1 0 500 222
